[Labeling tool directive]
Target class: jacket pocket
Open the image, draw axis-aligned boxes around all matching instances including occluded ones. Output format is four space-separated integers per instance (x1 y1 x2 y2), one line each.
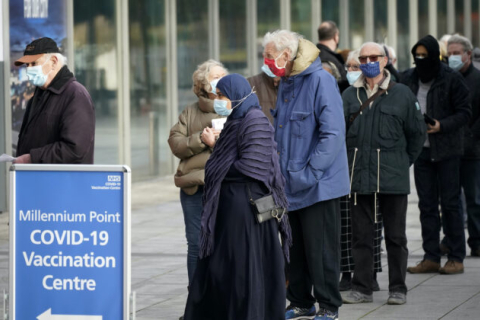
379 105 403 141
287 159 321 194
290 111 312 138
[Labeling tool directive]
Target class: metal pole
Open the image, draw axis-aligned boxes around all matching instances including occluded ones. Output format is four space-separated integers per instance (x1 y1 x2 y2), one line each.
464 0 472 40
409 0 419 66
311 0 322 43
280 0 291 30
447 0 455 34
166 0 178 173
208 0 220 61
428 0 437 38
339 0 349 48
148 111 159 175
116 0 131 167
387 0 398 67
364 0 374 41
246 0 258 76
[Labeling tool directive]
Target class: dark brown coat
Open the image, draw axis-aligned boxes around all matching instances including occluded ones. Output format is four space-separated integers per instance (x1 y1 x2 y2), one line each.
247 72 278 124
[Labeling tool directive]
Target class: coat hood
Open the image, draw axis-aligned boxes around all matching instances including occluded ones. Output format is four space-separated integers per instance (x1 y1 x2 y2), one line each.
290 39 321 76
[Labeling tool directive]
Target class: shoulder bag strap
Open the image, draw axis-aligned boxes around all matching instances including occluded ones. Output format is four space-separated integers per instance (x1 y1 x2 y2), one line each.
348 81 396 125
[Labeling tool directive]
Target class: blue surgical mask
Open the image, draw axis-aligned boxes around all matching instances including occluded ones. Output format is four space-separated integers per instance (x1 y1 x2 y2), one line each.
213 99 231 116
213 88 256 116
210 79 220 95
347 71 362 85
359 61 381 78
448 55 465 71
26 59 51 87
261 64 276 78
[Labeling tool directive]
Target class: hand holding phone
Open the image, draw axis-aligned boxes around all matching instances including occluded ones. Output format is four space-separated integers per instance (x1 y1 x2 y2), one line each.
423 113 436 126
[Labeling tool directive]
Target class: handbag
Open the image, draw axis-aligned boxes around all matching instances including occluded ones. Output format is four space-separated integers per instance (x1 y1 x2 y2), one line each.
246 184 287 223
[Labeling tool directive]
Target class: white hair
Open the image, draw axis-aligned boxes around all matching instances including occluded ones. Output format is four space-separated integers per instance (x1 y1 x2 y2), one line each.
262 30 303 60
45 53 67 67
387 45 396 59
192 59 228 97
346 49 360 64
359 42 386 56
448 34 473 52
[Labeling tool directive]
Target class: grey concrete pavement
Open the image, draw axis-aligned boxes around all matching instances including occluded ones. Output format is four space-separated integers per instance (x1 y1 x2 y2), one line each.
1 172 480 319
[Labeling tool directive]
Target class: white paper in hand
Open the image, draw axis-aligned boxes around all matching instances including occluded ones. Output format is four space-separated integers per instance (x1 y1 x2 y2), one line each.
0 154 16 163
212 118 227 130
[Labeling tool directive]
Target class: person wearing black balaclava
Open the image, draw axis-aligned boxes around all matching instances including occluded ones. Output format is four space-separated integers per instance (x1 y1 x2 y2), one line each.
401 35 472 275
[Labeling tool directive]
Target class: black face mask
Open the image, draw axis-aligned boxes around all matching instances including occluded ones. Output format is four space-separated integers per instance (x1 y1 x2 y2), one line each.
415 57 439 83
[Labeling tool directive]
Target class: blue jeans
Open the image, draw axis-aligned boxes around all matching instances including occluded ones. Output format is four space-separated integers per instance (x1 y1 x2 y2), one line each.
461 159 480 252
414 148 466 263
180 186 203 285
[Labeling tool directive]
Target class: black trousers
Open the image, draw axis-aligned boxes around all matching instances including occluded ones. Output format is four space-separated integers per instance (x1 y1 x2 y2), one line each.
351 194 408 295
414 148 465 262
286 198 342 312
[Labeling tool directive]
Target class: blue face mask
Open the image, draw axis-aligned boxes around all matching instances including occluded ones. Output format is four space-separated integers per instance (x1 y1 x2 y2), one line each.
210 79 220 95
26 59 51 87
213 99 232 116
359 61 381 78
261 64 276 78
213 89 256 117
448 55 465 71
347 71 362 85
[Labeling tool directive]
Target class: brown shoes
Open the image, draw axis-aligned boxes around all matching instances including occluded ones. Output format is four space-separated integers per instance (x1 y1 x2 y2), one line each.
439 260 464 274
407 259 440 273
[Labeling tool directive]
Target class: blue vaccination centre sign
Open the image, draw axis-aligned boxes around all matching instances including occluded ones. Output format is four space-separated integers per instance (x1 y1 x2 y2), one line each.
10 165 131 320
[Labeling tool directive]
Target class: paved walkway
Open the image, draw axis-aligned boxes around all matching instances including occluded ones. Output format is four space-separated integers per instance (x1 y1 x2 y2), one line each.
1 173 480 319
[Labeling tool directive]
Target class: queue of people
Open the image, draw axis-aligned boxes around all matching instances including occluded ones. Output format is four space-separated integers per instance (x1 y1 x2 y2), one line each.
165 27 480 320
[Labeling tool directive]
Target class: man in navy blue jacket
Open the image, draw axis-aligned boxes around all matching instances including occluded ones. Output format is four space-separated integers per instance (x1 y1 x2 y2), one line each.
262 29 349 320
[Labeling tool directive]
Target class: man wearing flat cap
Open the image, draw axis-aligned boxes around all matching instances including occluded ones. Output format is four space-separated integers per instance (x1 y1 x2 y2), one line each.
14 37 95 164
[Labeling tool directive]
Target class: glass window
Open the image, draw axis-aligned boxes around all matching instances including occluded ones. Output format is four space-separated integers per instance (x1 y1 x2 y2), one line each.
455 0 464 34
322 0 340 23
397 0 410 71
438 0 448 38
220 1 247 75
473 0 479 48
177 0 209 115
374 0 388 44
129 0 170 180
291 0 311 39
257 0 280 72
74 0 119 165
349 0 365 50
418 0 429 38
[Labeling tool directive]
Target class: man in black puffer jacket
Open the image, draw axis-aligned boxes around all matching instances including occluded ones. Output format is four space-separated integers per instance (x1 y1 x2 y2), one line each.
402 35 471 275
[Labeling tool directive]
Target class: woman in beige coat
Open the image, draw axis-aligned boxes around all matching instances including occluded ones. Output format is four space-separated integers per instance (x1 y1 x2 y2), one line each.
168 60 227 292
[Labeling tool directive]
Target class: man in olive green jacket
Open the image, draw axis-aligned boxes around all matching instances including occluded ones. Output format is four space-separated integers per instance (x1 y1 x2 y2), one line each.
342 42 426 306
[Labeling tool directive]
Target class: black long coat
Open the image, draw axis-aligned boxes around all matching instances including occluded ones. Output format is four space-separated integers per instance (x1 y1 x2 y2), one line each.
16 66 95 164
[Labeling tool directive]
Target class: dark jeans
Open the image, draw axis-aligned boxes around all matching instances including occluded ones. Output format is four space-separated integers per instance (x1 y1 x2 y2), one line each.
287 198 342 312
180 186 203 286
461 159 480 252
351 194 408 295
414 148 466 263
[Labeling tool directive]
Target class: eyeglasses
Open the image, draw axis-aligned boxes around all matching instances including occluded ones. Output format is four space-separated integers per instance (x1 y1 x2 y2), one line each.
358 55 385 64
345 64 360 71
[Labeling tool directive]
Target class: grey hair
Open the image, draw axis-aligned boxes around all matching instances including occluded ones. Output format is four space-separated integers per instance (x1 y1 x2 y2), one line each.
359 42 386 56
192 59 228 97
262 30 303 61
45 53 67 67
386 45 396 59
346 49 360 64
448 34 473 52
